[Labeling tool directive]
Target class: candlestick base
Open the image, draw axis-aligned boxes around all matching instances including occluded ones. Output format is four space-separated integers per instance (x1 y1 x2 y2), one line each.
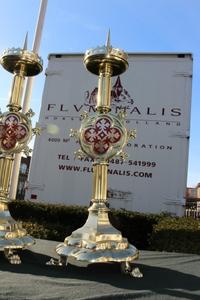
0 201 35 263
56 202 140 276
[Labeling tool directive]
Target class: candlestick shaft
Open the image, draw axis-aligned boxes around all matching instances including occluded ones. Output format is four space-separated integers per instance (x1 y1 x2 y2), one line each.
96 63 112 112
92 163 108 201
0 155 13 201
7 73 25 111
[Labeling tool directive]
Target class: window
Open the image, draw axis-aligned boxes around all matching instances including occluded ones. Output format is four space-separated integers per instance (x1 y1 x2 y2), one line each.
20 163 27 174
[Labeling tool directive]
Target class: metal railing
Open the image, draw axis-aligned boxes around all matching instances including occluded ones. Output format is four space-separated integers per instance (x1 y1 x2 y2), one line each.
185 209 200 219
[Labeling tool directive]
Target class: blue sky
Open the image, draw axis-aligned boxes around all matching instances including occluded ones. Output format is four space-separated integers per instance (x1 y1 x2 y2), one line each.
0 0 199 187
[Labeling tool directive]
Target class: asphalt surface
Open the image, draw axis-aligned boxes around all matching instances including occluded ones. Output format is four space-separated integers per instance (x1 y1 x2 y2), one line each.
0 239 199 300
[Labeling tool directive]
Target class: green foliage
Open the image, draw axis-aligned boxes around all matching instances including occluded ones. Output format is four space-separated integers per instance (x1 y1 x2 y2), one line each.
110 209 161 249
21 221 67 241
9 200 88 228
8 200 200 254
9 200 88 242
149 216 200 254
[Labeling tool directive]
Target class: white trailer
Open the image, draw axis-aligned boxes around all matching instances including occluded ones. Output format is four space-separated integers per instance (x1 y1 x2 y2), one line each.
26 53 193 216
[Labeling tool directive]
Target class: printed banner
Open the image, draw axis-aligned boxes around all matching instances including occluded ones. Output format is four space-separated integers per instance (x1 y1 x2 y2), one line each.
26 54 193 215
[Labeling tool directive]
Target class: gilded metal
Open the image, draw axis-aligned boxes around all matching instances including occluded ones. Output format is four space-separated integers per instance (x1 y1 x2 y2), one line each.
0 111 32 154
0 37 43 263
83 35 128 77
56 34 143 277
0 47 43 76
78 112 128 161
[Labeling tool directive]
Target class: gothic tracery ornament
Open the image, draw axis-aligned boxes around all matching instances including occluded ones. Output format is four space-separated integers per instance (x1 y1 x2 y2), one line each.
0 113 29 151
84 117 122 154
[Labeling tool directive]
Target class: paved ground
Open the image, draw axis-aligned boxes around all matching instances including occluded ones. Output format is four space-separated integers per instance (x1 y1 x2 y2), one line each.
0 239 199 300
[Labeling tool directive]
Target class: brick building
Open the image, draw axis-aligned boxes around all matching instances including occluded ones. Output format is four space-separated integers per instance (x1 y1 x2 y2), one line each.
185 183 200 218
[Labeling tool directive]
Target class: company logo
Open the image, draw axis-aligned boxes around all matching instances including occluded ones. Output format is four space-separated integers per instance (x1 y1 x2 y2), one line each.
84 76 134 108
46 75 182 124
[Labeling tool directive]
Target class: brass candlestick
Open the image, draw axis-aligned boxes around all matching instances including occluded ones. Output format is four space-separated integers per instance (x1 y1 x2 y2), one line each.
56 33 142 277
0 36 43 264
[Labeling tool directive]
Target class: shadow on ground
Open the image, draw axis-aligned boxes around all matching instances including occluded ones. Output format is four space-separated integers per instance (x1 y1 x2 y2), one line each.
0 249 199 300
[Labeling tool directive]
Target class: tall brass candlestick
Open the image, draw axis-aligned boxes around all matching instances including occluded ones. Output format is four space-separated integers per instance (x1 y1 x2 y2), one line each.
56 33 143 277
0 37 43 264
